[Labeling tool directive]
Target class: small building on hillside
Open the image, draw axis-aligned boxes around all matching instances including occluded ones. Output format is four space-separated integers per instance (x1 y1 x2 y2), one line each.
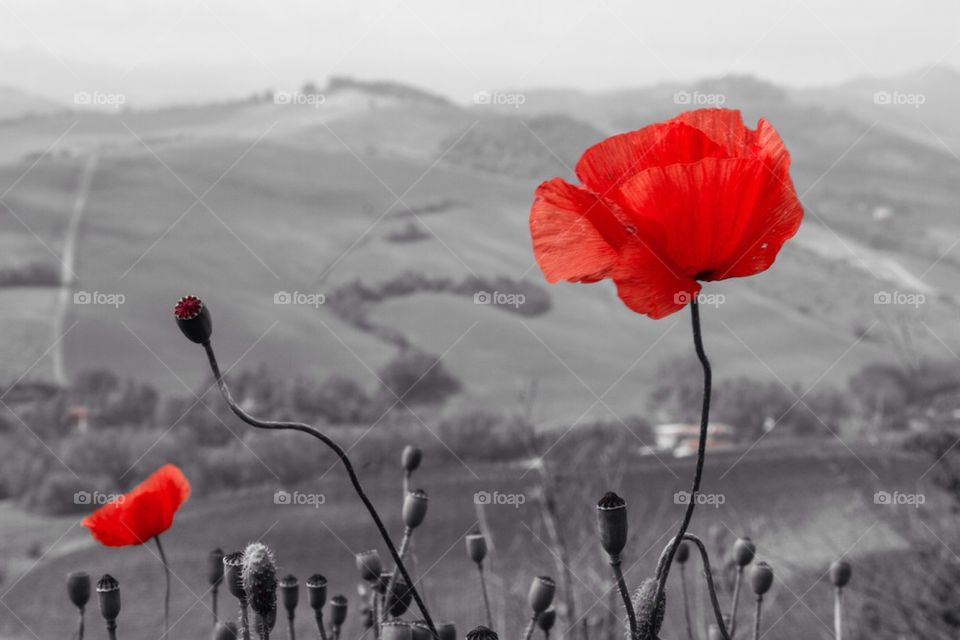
654 422 735 457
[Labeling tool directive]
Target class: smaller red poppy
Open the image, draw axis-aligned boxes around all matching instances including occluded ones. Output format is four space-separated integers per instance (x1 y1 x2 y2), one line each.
82 464 191 547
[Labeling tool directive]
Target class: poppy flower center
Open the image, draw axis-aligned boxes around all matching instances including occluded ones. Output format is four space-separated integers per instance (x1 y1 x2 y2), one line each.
174 295 203 320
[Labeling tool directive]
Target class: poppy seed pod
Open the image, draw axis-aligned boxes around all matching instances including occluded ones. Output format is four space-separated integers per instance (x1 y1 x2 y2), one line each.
733 537 756 568
537 608 556 632
465 533 488 565
224 552 245 599
387 576 413 617
401 445 422 472
382 621 414 640
209 548 225 586
330 595 348 627
830 559 852 588
305 574 327 611
241 542 278 618
174 295 212 344
437 621 457 640
676 541 690 564
67 571 92 609
466 625 499 640
356 549 383 582
214 621 239 640
596 492 628 558
96 574 121 622
403 489 429 529
750 561 774 596
528 576 556 614
410 621 432 640
279 574 299 613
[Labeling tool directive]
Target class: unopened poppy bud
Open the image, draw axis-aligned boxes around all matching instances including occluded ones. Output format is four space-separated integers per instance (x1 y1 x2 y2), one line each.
67 571 91 609
633 578 665 639
402 445 422 472
356 549 383 582
830 559 852 588
437 621 457 640
528 576 556 614
209 548 225 586
96 574 121 622
224 552 245 599
242 542 278 619
676 541 690 564
330 595 348 627
382 621 413 640
733 537 756 567
174 295 212 344
465 533 488 565
279 574 299 613
403 489 429 529
537 608 556 632
466 625 499 640
306 574 327 611
596 492 628 558
214 621 239 640
410 620 432 640
750 561 774 596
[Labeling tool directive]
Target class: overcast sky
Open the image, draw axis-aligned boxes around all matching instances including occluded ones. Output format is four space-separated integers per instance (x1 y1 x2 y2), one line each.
1 0 958 105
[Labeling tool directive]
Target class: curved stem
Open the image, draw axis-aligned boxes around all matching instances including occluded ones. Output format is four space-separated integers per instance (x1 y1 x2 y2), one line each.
728 567 743 639
202 341 438 639
680 565 695 640
314 612 327 640
383 528 413 622
610 556 637 639
752 597 762 640
154 535 171 640
655 299 712 605
477 563 493 628
658 534 730 640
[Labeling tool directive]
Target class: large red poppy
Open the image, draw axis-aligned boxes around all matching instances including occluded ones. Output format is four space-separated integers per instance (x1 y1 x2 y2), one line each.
529 109 803 319
82 464 191 547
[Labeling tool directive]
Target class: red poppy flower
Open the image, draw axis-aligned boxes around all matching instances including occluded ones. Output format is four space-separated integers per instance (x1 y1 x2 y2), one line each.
529 108 803 319
82 464 191 547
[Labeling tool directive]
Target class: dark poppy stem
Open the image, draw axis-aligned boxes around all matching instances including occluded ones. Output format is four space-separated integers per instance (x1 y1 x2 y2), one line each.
655 298 711 605
288 610 297 640
609 556 637 639
834 587 843 640
202 341 439 640
240 596 252 640
680 565 695 640
522 614 539 640
658 534 730 640
729 567 743 639
78 607 85 640
752 597 762 640
314 611 327 640
154 535 171 640
383 528 413 623
212 585 219 626
106 619 118 640
476 563 493 628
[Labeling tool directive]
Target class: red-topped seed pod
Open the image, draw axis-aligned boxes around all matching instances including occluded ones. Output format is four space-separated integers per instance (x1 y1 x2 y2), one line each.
402 445 422 472
279 574 299 614
67 571 92 609
528 576 556 614
306 574 327 611
467 626 499 640
174 295 212 344
750 561 774 596
676 541 690 564
733 537 756 568
596 492 628 558
330 595 348 627
830 559 852 588
403 489 429 529
209 548 225 587
356 550 382 583
97 574 121 623
466 533 488 565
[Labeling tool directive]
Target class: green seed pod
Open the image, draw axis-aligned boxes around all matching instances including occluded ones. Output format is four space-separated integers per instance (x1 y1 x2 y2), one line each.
537 608 556 632
733 537 756 568
528 576 556 614
632 578 665 640
402 445 422 472
596 492 628 558
241 542 278 619
382 621 414 640
465 533 487 565
466 626 499 640
67 571 91 609
279 574 299 613
830 560 852 588
306 574 327 611
403 489 429 529
214 621 239 640
356 549 383 582
330 595 348 627
750 561 774 596
209 548 225 587
224 552 245 600
96 574 121 622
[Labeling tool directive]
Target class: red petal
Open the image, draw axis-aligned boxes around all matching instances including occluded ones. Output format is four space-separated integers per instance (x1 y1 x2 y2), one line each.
674 109 751 156
611 242 700 319
575 121 729 194
530 178 628 283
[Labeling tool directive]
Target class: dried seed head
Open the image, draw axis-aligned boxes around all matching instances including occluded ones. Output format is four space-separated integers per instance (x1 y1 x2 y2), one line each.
830 559 852 588
174 295 212 344
676 541 690 565
596 492 628 558
279 574 299 613
330 595 348 627
528 576 556 614
382 621 414 640
437 621 457 640
96 574 121 622
241 542 278 618
537 608 556 632
466 626 499 640
208 548 225 586
632 578 665 640
214 621 239 640
403 489 429 529
355 549 383 582
750 561 774 596
401 445 422 472
733 537 756 568
305 574 327 611
409 620 432 640
223 551 246 600
465 533 488 565
67 571 91 609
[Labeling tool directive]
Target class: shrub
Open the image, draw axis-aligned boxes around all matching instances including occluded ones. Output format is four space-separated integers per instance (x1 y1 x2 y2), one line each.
377 348 461 406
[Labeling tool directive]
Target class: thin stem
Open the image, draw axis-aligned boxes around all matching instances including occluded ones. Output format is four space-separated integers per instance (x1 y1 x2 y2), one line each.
752 597 762 640
212 586 219 626
332 625 341 640
202 341 438 639
680 565 695 640
288 611 297 640
729 567 743 639
609 557 637 639
834 587 843 640
314 612 328 640
240 597 252 640
477 563 493 628
154 535 171 640
658 534 730 640
383 528 413 622
78 607 85 640
522 615 539 640
655 298 712 606
106 620 117 640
